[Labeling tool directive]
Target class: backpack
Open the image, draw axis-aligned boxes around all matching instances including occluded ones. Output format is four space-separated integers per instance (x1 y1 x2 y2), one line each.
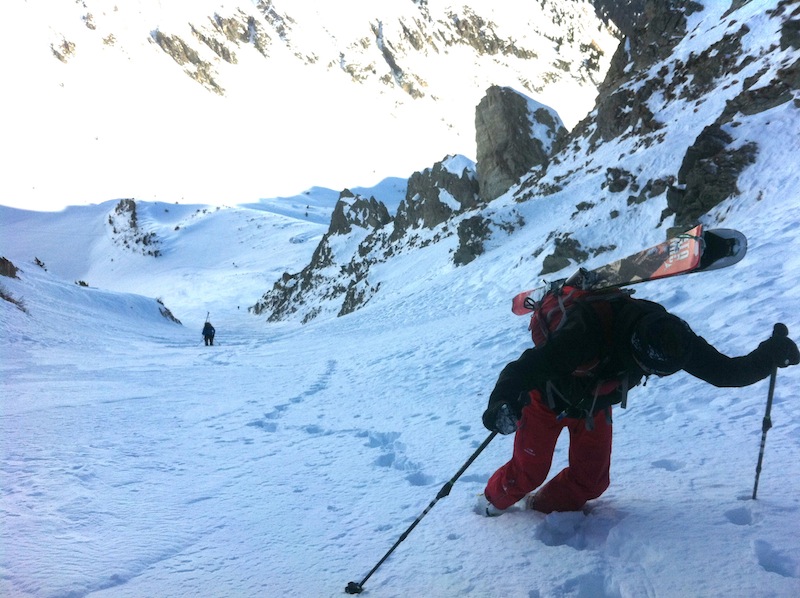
527 284 633 424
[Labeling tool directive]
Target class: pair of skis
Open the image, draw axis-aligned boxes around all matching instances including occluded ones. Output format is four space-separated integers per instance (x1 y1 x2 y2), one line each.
511 224 747 315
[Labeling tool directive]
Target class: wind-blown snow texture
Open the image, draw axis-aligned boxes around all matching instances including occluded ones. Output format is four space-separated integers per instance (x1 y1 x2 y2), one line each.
3 4 800 598
4 179 800 598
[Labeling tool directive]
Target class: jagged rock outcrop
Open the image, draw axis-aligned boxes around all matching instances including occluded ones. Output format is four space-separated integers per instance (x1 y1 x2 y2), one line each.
1 257 19 279
540 235 590 276
392 155 480 240
252 155 484 322
546 0 799 242
107 199 162 257
664 4 800 231
587 0 702 147
585 0 795 156
452 215 492 266
251 190 392 322
136 2 617 106
482 0 799 279
1 257 27 312
330 189 392 235
150 8 276 95
475 86 567 201
251 84 573 321
151 30 225 95
666 124 757 231
253 2 799 323
591 0 647 37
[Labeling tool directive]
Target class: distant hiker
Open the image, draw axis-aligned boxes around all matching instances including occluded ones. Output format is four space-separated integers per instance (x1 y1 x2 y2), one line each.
202 321 216 346
477 288 799 516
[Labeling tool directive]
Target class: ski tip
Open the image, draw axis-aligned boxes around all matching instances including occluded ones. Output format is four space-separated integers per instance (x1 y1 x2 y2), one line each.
700 229 747 271
511 289 536 315
705 228 747 250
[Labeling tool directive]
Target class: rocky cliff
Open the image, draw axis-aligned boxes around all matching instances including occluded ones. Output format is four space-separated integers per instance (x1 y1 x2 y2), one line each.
251 155 488 321
475 85 567 202
252 0 800 322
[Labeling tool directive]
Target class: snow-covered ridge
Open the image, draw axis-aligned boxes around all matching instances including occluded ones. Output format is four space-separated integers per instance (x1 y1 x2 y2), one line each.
244 0 800 324
2 0 618 210
2 171 799 598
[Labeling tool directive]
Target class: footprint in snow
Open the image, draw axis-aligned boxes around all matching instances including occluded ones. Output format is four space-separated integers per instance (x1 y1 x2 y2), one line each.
550 571 616 598
286 359 336 403
247 419 277 432
753 539 799 578
651 459 685 472
724 506 754 526
361 430 435 487
534 503 628 551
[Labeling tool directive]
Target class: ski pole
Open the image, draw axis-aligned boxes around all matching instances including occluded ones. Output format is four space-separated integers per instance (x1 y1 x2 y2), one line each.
752 323 787 500
345 431 497 595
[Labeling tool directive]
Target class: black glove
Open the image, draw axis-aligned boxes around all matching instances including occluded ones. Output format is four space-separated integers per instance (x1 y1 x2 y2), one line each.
482 402 519 435
759 333 800 368
482 389 531 434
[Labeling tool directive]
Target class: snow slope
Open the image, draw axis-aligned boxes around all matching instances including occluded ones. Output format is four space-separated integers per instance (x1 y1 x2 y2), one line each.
2 179 800 598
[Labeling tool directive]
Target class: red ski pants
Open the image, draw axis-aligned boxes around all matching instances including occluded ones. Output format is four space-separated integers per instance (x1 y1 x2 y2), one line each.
484 394 612 513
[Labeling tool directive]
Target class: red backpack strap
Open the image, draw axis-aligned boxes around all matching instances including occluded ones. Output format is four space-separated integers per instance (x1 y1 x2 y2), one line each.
529 285 584 346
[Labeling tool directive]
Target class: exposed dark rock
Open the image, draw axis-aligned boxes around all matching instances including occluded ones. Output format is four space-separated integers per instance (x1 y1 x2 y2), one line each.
151 30 225 94
677 26 752 103
605 0 702 86
339 277 381 317
108 199 162 257
720 57 800 123
667 124 758 229
392 156 479 240
51 38 76 62
591 0 647 38
251 190 393 321
443 7 537 59
603 167 635 193
157 298 183 324
114 198 138 227
541 236 589 276
453 215 491 266
781 17 800 50
626 176 675 206
590 0 702 146
253 154 483 321
330 190 392 235
475 86 566 201
0 257 19 279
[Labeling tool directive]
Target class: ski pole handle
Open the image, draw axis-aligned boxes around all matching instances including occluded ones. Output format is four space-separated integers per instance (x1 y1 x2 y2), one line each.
763 323 785 425
761 326 783 430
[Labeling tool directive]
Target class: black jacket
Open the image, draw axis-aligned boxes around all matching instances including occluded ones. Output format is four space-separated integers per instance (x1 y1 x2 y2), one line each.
489 297 778 418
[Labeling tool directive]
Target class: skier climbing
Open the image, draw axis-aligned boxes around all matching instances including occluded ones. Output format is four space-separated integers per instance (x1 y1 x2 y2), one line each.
478 290 799 516
202 321 216 346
